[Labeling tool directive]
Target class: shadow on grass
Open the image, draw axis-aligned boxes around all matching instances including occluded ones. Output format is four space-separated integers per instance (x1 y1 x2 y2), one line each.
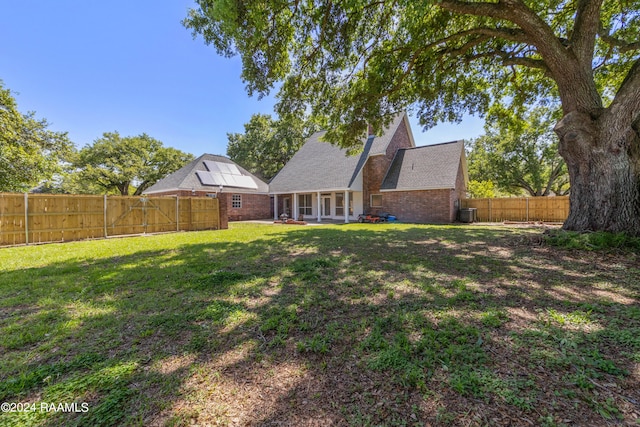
0 224 638 426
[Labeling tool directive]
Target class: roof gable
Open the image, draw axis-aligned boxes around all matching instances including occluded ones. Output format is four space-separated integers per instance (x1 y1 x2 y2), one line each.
269 112 410 193
368 113 415 155
380 140 465 191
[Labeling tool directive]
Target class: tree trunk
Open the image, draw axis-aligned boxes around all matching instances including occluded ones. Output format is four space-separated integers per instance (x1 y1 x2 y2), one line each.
117 182 130 196
555 111 640 235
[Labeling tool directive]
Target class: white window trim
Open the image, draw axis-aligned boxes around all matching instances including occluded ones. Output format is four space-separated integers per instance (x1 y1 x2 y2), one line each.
232 194 242 208
336 193 344 216
298 194 312 216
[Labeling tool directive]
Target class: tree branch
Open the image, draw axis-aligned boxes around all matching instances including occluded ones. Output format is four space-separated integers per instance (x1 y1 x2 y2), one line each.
460 26 529 44
501 56 549 73
452 48 551 76
598 23 640 53
436 0 518 21
571 0 603 69
544 162 565 196
430 26 546 72
437 0 575 83
441 34 492 57
515 176 536 196
373 25 528 64
611 57 640 116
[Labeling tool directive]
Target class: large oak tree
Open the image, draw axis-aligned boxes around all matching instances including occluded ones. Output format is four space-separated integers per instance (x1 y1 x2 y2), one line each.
184 0 640 234
74 132 194 196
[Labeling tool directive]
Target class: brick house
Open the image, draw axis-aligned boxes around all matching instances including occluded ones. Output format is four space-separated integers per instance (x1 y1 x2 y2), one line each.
269 112 468 223
143 154 271 227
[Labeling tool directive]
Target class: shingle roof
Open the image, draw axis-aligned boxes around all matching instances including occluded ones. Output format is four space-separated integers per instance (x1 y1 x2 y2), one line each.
269 112 410 193
143 154 269 194
380 141 465 191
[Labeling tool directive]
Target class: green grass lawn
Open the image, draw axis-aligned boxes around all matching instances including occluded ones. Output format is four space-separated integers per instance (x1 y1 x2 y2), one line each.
0 223 638 426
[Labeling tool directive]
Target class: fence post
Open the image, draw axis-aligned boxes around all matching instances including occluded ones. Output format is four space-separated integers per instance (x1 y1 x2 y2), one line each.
104 195 108 238
189 197 193 231
176 196 179 232
24 193 29 244
142 197 148 234
526 198 529 222
488 198 492 222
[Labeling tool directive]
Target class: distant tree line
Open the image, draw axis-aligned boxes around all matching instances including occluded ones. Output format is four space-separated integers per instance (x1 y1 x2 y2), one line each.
226 113 318 181
1 80 193 196
466 105 569 198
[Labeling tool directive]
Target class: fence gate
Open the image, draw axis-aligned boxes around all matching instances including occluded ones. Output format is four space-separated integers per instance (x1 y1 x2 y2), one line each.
107 197 181 236
108 197 145 236
143 197 179 234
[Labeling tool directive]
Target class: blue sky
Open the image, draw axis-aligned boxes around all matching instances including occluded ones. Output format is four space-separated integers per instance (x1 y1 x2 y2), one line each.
1 0 485 156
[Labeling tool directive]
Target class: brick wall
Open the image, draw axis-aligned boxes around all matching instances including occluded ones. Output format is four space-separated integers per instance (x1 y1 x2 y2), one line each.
219 194 229 229
449 159 468 221
363 118 413 213
382 189 456 223
225 193 272 221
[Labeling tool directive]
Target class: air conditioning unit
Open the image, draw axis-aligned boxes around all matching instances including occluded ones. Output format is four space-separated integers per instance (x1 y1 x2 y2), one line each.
459 208 477 223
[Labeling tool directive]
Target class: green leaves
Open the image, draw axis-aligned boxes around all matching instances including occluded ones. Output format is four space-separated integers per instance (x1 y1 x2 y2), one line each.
467 179 497 199
467 105 569 197
226 113 317 181
185 0 638 149
72 132 194 196
0 82 73 192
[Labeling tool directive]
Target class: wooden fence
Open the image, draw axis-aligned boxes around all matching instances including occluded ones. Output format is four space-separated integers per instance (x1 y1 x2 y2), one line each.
461 196 569 223
0 193 221 247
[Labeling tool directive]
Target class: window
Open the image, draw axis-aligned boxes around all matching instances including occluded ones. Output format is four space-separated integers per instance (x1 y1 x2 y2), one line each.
336 192 354 216
232 194 242 208
298 194 312 216
371 194 383 207
336 193 344 216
